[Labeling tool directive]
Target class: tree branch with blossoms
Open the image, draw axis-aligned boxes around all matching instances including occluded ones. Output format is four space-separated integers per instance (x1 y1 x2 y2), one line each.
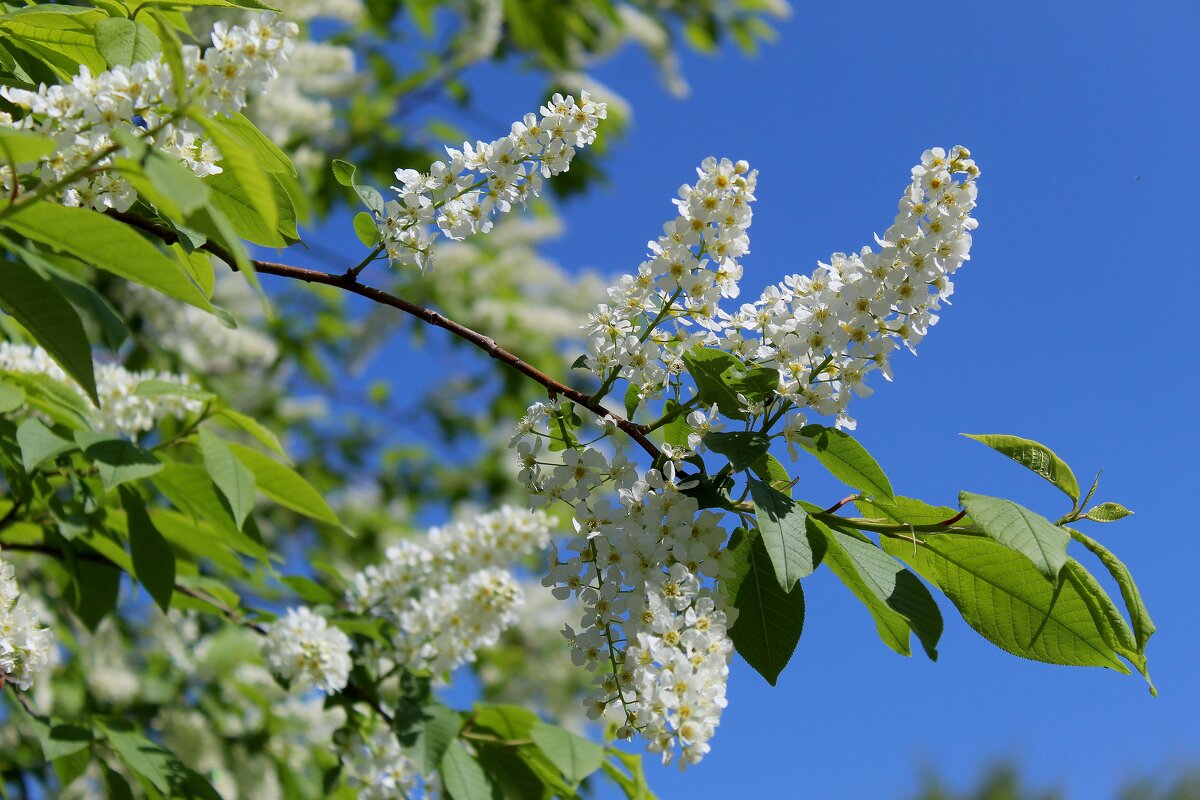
0 5 1156 798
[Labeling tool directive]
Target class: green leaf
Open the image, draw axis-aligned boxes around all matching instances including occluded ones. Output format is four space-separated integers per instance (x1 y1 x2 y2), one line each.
131 0 279 10
530 722 604 785
100 722 222 799
721 527 804 685
1085 502 1133 523
136 148 210 217
602 751 657 800
862 496 1131 672
796 425 894 501
119 486 175 613
16 418 76 471
215 113 296 176
20 711 92 762
811 516 942 659
0 256 99 403
0 8 106 76
413 704 462 776
747 476 823 590
441 740 493 800
198 428 256 530
205 170 291 247
702 430 770 472
133 379 214 402
3 371 91 429
94 17 159 67
353 211 379 247
474 745 547 800
103 766 135 800
151 463 271 563
0 127 55 164
682 347 746 420
214 407 288 459
49 270 130 352
659 399 691 449
0 378 25 413
963 433 1080 504
53 746 91 788
193 114 277 230
3 202 215 311
959 491 1069 579
720 361 777 402
74 431 163 491
67 545 121 631
749 453 791 493
1068 528 1155 654
226 442 340 527
471 705 538 740
280 575 335 605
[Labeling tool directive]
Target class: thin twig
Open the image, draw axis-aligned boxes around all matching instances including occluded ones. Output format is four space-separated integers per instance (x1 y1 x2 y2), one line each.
108 211 662 460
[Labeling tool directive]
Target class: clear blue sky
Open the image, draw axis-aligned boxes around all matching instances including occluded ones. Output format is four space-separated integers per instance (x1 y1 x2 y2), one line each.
300 3 1200 797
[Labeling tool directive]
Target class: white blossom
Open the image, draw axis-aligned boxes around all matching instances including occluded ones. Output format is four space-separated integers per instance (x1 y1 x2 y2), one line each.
0 342 204 437
0 555 54 692
349 506 552 675
262 607 352 694
0 15 298 211
343 728 420 799
509 406 735 766
376 91 607 271
729 146 980 429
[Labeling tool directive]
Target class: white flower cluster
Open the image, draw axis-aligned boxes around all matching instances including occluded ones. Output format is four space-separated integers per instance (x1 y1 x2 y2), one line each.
726 146 980 429
250 41 358 148
348 506 551 675
510 402 735 767
377 91 607 271
581 157 758 402
262 607 353 694
580 149 978 429
0 343 204 437
343 728 421 799
0 555 54 691
0 14 298 212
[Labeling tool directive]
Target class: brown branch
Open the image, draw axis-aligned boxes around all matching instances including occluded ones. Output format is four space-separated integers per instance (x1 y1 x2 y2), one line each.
823 494 857 514
109 211 662 460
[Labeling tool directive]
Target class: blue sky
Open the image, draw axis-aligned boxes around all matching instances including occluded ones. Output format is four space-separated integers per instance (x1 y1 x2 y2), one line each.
301 3 1200 797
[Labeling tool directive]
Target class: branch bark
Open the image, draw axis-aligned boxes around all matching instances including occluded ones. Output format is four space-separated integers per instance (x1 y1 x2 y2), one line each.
110 211 663 460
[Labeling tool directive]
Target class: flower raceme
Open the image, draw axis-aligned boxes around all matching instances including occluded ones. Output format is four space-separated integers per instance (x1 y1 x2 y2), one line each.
347 505 552 676
0 14 298 211
509 149 979 766
262 607 353 694
375 92 607 271
0 554 54 692
0 342 204 437
511 401 734 767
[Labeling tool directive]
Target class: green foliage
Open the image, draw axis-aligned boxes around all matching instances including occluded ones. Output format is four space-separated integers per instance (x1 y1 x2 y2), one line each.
529 722 605 785
959 491 1069 579
861 497 1144 676
682 347 749 420
0 3 1157 797
748 476 824 590
812 514 942 660
963 433 1080 504
721 527 805 685
795 424 894 500
0 256 98 403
